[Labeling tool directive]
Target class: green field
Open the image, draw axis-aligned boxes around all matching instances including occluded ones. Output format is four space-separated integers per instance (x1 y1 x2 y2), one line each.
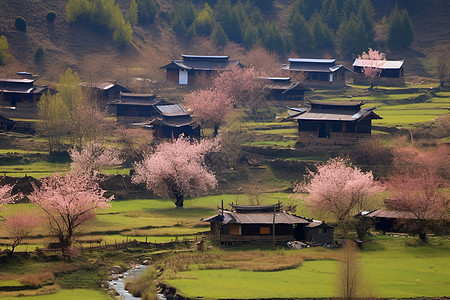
1 289 111 300
167 241 450 299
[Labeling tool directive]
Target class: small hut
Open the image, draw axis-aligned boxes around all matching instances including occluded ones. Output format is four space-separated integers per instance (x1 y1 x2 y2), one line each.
263 77 311 102
161 54 241 85
202 203 334 245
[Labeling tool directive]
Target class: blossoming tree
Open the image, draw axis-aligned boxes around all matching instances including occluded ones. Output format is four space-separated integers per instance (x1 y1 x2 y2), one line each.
133 136 220 208
3 207 42 253
358 48 386 89
296 157 382 234
386 146 449 241
184 89 234 137
69 141 123 177
0 184 13 207
29 174 113 258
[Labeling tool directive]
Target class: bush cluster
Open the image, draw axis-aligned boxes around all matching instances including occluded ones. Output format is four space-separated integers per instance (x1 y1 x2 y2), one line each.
47 11 57 23
15 16 27 32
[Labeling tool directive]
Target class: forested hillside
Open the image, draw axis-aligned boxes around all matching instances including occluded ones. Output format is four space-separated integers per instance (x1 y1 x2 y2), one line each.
0 0 449 82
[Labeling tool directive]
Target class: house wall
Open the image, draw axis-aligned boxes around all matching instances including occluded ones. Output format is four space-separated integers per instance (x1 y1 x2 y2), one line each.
166 69 179 82
353 72 405 86
304 227 334 244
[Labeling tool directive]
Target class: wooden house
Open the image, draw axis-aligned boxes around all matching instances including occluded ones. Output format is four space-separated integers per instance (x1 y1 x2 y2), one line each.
202 203 334 245
352 59 405 86
0 114 13 131
108 92 200 139
0 78 48 106
145 103 200 139
161 54 241 85
281 58 351 88
285 100 381 148
264 77 311 102
80 81 130 103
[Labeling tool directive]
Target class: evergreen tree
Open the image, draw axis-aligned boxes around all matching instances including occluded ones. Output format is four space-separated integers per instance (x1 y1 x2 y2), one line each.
336 13 368 56
172 15 187 37
358 0 375 41
169 0 195 32
387 5 414 48
136 0 158 24
128 0 138 26
262 22 285 55
222 5 243 43
188 3 215 38
322 0 340 32
310 13 333 50
0 35 9 65
243 23 259 50
287 8 313 53
211 24 228 48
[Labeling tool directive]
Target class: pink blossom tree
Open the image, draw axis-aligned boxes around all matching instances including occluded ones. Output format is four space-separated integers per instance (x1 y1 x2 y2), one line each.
113 126 154 161
28 174 113 258
3 207 42 253
296 157 382 234
386 146 450 241
133 136 220 208
0 184 14 207
213 67 268 112
69 141 124 177
357 48 386 89
184 89 234 137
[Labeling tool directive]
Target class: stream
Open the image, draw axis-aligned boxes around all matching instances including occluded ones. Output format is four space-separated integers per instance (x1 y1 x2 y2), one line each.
108 265 166 300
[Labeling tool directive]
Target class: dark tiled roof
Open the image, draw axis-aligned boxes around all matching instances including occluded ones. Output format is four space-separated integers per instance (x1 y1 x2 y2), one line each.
155 104 191 117
263 77 311 92
306 221 334 228
161 54 240 71
364 209 416 219
109 98 170 106
147 116 195 127
208 211 311 225
288 107 381 122
288 58 336 64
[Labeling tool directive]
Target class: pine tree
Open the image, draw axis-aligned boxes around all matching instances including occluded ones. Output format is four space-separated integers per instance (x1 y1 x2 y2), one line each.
136 0 158 24
172 15 186 37
358 0 375 42
0 35 9 65
310 13 333 50
387 5 414 49
287 8 313 53
211 24 228 48
243 23 259 50
188 3 215 38
336 13 369 56
128 0 138 26
263 22 285 55
322 0 340 32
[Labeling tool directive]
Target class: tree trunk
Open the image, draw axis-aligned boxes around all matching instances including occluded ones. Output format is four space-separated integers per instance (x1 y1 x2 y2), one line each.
213 124 219 137
418 231 427 243
173 190 184 208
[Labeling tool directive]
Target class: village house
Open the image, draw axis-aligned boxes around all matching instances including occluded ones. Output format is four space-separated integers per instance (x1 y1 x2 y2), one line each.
202 203 334 246
0 114 13 131
161 54 242 85
285 100 382 148
0 77 48 106
352 58 405 86
281 58 351 88
80 81 130 103
108 92 199 139
263 77 311 102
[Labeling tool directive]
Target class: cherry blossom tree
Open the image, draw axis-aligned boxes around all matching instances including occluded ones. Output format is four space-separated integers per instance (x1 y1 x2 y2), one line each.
184 89 234 137
69 141 124 177
0 184 14 207
357 48 386 89
133 136 220 208
386 146 449 241
28 174 113 258
296 157 382 234
3 207 42 253
114 126 154 162
213 67 268 112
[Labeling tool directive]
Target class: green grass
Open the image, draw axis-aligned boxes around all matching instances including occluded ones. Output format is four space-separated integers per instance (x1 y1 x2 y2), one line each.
167 241 450 299
1 289 111 300
0 161 70 178
169 260 338 299
246 140 296 147
0 280 23 287
330 93 425 103
0 149 47 154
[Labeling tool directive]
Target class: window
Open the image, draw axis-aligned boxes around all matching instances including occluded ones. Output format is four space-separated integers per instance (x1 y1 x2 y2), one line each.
260 227 270 235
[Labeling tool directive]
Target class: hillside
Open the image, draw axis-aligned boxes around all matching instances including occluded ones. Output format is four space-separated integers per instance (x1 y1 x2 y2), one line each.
0 0 449 83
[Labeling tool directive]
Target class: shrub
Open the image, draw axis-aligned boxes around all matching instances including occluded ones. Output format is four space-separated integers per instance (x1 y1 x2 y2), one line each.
15 16 27 32
0 35 9 65
47 11 56 23
20 271 55 288
34 46 44 63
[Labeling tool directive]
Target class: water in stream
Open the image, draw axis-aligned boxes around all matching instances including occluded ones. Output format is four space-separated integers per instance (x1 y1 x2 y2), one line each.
108 265 166 300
